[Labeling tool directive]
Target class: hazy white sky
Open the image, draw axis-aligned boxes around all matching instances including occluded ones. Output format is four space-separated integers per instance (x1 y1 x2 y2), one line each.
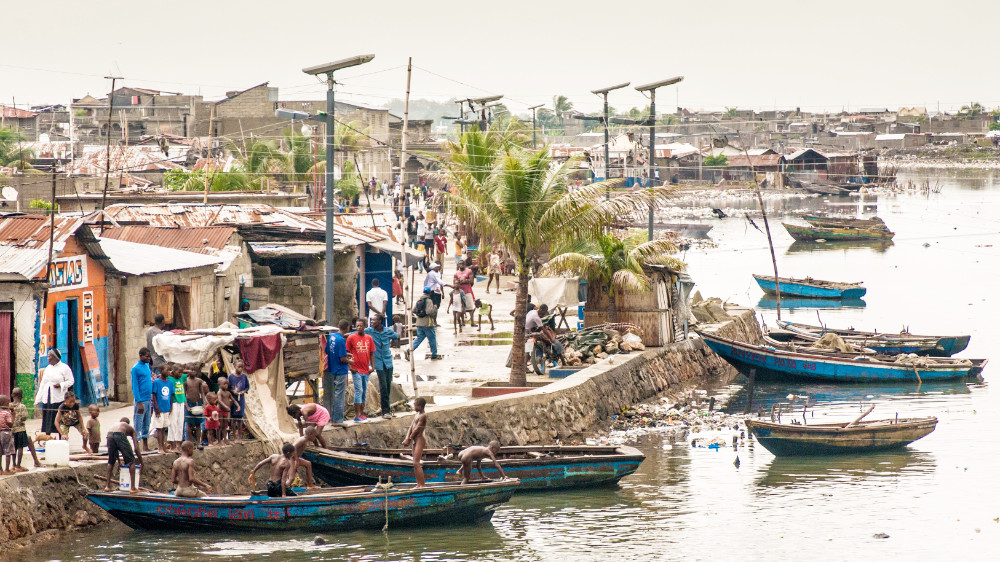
3 0 998 115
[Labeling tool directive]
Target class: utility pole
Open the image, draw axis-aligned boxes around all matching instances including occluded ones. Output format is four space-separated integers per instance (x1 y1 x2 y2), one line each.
527 104 543 148
203 104 215 204
400 57 418 397
635 76 683 241
100 75 122 234
591 82 629 198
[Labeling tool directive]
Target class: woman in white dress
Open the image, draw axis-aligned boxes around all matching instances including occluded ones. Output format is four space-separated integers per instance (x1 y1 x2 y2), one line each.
34 349 75 435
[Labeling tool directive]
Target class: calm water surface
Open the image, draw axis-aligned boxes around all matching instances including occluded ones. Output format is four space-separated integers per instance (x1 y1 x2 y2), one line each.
16 169 1000 561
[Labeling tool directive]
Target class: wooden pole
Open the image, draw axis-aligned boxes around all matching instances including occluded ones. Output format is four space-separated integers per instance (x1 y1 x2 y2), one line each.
400 57 417 398
100 76 121 234
203 104 216 204
737 131 781 320
845 404 875 428
46 169 57 276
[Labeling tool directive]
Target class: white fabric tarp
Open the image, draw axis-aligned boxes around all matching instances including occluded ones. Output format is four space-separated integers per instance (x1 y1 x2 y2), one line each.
528 277 581 308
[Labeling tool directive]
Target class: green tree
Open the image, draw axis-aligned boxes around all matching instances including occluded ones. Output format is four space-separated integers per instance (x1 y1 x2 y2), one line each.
724 107 739 119
0 126 35 169
437 123 673 385
958 102 985 119
703 154 728 166
553 95 574 131
542 232 681 322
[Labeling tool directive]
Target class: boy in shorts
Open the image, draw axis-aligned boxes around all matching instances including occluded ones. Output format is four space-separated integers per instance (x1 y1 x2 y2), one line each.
104 418 143 493
0 395 14 474
11 387 40 470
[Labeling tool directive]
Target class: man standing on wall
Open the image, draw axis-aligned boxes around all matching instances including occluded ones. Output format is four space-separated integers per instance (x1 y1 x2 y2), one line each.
326 320 353 425
131 348 153 452
145 314 167 375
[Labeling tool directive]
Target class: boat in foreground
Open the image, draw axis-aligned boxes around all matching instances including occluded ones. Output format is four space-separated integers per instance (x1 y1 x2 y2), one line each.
86 479 519 532
777 320 971 357
782 222 895 242
753 274 866 299
304 444 645 490
746 416 938 456
698 331 976 382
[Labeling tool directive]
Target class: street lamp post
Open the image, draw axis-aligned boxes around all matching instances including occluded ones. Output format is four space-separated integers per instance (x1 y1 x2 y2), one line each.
591 82 629 198
635 76 683 241
299 54 374 412
527 104 543 148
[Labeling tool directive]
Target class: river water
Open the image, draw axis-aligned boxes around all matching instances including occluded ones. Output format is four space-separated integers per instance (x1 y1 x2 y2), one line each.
15 168 1000 561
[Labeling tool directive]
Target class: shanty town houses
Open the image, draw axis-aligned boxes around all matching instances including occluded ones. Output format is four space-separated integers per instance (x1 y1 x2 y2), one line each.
0 204 410 411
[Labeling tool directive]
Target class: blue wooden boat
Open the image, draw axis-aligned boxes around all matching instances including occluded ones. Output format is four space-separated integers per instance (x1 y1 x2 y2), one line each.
86 480 518 532
753 274 867 299
777 320 971 357
698 331 976 383
303 444 644 490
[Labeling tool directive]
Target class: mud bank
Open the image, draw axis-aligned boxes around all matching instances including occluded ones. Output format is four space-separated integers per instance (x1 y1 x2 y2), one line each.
0 309 759 552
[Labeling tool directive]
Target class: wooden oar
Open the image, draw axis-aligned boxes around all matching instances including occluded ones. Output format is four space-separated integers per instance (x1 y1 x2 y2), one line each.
845 405 876 428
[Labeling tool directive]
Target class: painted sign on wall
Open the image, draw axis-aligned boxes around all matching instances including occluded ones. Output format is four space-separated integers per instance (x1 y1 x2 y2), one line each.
48 255 88 292
82 291 94 343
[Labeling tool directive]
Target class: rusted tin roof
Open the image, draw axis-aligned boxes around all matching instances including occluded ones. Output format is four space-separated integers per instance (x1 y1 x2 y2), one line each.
727 154 785 168
64 145 185 176
98 225 236 254
0 215 84 280
0 105 38 119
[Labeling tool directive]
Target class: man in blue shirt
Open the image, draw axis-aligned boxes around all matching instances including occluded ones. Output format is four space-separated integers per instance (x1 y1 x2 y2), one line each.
327 320 352 424
150 368 173 454
365 313 399 418
131 348 153 452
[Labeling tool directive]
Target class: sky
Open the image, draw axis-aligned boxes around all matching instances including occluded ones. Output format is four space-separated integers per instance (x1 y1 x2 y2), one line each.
3 0 999 117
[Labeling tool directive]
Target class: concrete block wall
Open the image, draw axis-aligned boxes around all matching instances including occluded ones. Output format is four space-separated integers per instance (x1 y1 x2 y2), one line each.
267 275 313 317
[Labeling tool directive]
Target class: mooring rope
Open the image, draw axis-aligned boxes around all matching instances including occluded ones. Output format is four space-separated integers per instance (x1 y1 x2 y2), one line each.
375 476 395 533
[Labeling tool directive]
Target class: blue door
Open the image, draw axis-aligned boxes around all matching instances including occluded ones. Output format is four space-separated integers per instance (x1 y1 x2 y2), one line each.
365 252 394 327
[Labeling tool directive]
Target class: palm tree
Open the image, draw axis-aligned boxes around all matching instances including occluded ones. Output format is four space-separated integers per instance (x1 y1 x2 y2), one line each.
0 126 34 169
541 232 682 322
437 124 673 385
959 102 985 119
553 95 574 132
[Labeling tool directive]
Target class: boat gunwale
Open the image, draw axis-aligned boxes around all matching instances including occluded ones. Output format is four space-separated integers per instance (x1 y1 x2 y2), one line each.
753 274 865 292
305 445 646 469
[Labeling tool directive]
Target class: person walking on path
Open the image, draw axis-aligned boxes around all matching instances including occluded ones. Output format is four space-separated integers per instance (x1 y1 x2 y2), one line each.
131 348 153 452
35 349 74 436
454 260 477 325
407 288 442 361
145 314 167 375
365 313 399 418
346 319 375 422
365 278 388 327
326 320 353 424
423 262 448 307
486 250 503 294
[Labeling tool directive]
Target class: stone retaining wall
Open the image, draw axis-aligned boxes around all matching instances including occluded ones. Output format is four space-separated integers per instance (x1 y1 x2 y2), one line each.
0 309 759 552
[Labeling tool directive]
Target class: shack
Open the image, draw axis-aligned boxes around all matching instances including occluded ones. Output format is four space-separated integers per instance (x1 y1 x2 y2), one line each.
582 265 694 347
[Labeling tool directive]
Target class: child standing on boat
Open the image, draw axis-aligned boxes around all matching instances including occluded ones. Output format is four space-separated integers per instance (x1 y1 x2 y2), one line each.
172 441 213 497
401 397 428 487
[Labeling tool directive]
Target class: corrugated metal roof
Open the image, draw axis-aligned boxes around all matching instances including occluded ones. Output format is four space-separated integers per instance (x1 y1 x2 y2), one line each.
97 204 386 247
727 154 785 168
99 225 236 254
0 105 37 119
97 237 222 276
65 145 185 176
0 215 84 280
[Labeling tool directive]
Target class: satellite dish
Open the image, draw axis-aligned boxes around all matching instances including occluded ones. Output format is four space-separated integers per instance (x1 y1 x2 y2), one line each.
1 186 17 201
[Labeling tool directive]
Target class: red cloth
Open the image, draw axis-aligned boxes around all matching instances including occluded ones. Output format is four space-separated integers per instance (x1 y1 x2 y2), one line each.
392 278 403 297
237 334 283 372
345 332 375 374
204 403 222 430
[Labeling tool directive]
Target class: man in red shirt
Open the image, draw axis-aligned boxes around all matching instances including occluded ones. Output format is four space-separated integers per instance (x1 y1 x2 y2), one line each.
345 318 376 422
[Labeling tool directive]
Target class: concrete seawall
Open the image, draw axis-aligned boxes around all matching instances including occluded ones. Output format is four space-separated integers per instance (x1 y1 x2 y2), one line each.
0 309 759 552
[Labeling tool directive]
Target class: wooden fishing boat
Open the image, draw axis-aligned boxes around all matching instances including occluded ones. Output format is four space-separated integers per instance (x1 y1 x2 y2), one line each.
698 331 976 383
86 479 519 532
803 215 890 231
777 320 971 357
303 444 645 490
746 413 938 456
802 183 852 196
753 274 867 299
782 222 895 242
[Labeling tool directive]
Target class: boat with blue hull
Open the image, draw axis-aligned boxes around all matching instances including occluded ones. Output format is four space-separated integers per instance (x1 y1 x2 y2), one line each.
753 274 866 299
777 320 971 357
304 445 645 490
86 480 518 532
698 331 976 383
